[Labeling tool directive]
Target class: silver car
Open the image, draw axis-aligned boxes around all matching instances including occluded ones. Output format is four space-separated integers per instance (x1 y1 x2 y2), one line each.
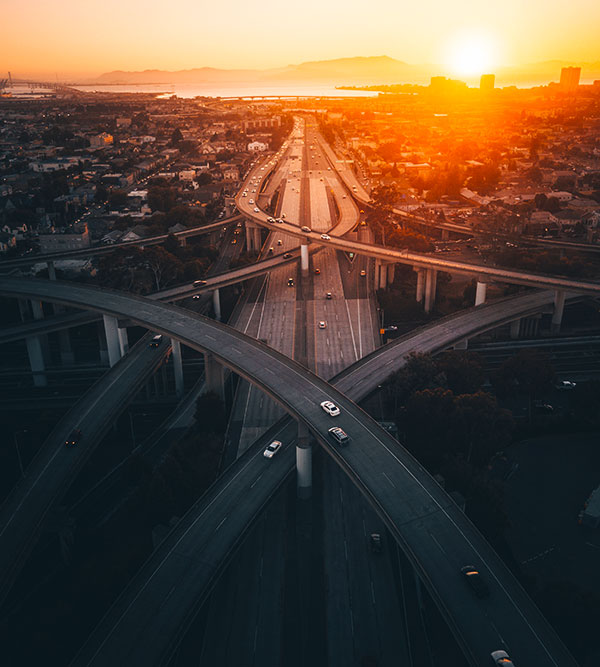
263 440 282 458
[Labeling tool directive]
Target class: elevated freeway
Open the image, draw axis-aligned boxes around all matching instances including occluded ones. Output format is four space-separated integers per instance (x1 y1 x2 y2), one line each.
0 276 576 667
0 215 243 271
0 330 170 605
237 175 600 296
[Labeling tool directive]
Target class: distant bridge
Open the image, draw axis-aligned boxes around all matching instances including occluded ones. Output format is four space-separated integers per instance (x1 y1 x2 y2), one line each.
1 73 80 95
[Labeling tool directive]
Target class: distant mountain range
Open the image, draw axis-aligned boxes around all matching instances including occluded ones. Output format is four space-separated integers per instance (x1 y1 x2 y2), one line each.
93 55 600 87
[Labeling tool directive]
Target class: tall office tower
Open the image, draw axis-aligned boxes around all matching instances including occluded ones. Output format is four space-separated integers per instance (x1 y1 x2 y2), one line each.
480 73 495 92
560 67 581 91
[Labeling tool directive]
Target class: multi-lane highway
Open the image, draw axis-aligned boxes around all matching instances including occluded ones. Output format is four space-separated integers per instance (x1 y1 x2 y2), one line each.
0 116 582 667
0 272 578 667
0 331 170 604
237 145 600 296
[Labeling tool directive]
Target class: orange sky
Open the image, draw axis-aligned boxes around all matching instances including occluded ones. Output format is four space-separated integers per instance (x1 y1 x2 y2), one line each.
2 0 599 79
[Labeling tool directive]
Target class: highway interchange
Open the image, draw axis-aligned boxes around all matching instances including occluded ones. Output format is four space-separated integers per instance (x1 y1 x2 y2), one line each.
0 118 584 666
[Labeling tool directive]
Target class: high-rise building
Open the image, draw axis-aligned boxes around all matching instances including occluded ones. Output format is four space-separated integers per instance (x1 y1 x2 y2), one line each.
560 67 581 91
480 74 495 92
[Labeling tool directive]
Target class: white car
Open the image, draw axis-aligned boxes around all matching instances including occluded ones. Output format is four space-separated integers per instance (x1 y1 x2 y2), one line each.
301 226 311 233
556 380 576 390
249 199 254 204
320 234 331 241
263 440 282 458
320 400 340 416
254 207 260 212
318 321 327 329
267 217 275 223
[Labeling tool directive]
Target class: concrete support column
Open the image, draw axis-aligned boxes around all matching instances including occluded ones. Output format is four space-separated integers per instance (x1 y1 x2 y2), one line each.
475 280 488 307
212 288 221 321
441 228 450 242
551 289 566 334
375 259 387 290
386 262 395 285
102 314 121 367
296 421 312 499
415 268 425 303
204 352 225 401
47 260 57 280
171 339 184 397
253 226 262 251
30 300 44 320
300 244 309 275
58 330 75 364
18 299 30 321
245 222 255 252
454 339 469 350
117 326 129 357
510 319 521 340
179 236 187 247
424 269 437 314
97 322 109 364
26 336 47 387
30 299 51 361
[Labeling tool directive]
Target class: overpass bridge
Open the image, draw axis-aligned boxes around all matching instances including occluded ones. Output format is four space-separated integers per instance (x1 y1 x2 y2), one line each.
0 216 243 271
0 276 577 667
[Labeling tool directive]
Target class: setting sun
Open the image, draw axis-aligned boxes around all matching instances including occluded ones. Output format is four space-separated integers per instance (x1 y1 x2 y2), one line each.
446 32 497 77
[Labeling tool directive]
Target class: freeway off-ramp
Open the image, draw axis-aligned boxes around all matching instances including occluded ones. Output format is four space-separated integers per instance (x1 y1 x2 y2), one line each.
0 276 576 667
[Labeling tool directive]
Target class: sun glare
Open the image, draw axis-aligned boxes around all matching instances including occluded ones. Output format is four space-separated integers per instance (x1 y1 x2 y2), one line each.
446 32 496 77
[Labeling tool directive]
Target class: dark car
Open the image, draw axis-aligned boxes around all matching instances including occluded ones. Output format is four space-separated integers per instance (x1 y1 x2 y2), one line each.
370 533 382 553
461 565 490 598
65 428 82 447
283 252 292 259
328 426 349 445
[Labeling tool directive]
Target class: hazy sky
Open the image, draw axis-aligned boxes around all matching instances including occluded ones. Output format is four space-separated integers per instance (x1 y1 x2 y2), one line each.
2 0 599 78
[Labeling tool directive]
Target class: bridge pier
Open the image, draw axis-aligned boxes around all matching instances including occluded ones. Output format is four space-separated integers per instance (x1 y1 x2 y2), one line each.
424 269 437 314
19 299 48 385
510 319 521 339
551 289 565 334
26 335 47 387
179 236 187 248
47 260 56 280
415 268 425 303
58 328 75 364
296 422 312 499
453 339 469 350
475 279 488 307
245 220 261 253
171 339 184 397
375 259 391 290
204 353 225 401
441 228 450 242
117 324 129 357
386 262 395 286
212 289 221 321
102 315 122 367
97 322 109 364
300 243 309 275
253 226 262 252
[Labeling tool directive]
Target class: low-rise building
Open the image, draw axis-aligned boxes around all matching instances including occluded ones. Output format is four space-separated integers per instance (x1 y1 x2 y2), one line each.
38 223 90 253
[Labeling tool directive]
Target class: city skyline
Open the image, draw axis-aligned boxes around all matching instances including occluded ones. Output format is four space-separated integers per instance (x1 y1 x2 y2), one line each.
2 0 600 79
